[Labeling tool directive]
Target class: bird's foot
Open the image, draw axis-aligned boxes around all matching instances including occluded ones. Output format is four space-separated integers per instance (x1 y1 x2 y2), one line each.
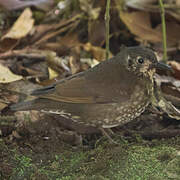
100 128 119 144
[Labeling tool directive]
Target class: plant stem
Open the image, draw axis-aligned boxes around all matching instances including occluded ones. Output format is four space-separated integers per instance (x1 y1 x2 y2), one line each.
105 0 111 60
159 0 167 62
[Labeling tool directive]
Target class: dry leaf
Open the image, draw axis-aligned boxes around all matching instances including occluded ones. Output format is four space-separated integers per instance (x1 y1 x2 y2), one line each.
168 61 180 80
69 56 80 74
88 20 106 46
80 58 99 68
84 42 113 61
0 8 34 51
161 22 180 45
120 11 180 46
177 0 180 6
124 0 180 21
0 64 22 83
48 67 59 80
120 11 162 43
33 14 81 47
0 102 8 111
2 8 34 40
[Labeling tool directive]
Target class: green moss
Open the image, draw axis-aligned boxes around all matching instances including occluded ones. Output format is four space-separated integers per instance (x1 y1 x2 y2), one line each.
1 136 180 179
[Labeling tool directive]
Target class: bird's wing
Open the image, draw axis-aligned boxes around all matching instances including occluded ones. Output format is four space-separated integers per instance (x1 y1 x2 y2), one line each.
43 74 96 103
31 70 133 104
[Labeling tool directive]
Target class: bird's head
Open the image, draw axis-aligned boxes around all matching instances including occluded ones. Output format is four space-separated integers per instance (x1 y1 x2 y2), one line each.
121 46 171 79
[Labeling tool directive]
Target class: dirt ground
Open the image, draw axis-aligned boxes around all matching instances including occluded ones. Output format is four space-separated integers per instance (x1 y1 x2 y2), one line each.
0 109 180 180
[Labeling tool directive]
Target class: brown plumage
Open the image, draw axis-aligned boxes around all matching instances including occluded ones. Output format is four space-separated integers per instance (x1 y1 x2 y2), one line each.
11 46 171 128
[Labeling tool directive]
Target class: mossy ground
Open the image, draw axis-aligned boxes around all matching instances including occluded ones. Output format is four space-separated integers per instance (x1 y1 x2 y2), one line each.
1 132 180 180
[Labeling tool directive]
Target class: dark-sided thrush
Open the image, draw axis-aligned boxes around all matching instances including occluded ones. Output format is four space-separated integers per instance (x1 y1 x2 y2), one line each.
11 46 171 129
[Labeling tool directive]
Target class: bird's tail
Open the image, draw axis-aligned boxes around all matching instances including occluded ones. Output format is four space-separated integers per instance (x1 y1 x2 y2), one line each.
10 99 38 111
10 98 63 111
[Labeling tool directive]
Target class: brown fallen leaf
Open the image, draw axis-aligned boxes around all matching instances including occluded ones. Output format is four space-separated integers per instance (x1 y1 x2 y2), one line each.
0 8 34 51
119 11 180 46
88 20 106 46
69 56 81 74
42 32 81 54
120 11 161 42
124 0 180 21
33 14 81 47
168 61 180 80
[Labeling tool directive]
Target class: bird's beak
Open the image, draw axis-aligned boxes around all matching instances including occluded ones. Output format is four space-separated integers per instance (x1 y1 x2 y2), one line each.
152 61 173 72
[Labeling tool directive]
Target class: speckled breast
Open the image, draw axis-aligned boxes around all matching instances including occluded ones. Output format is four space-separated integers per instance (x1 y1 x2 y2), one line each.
40 82 153 128
92 86 150 128
43 85 151 129
98 82 154 128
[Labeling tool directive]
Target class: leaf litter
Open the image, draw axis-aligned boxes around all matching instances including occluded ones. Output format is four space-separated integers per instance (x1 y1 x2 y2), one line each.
0 1 180 179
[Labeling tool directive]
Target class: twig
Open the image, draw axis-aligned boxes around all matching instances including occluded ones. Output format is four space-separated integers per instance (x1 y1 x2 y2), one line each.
105 0 111 60
159 0 167 62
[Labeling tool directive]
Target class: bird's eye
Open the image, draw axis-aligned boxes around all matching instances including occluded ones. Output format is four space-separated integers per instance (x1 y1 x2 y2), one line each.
137 57 144 64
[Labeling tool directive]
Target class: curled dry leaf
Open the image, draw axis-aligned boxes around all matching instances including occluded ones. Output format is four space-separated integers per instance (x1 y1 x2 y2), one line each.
0 64 22 83
120 11 162 43
168 61 180 80
119 11 180 46
0 8 34 51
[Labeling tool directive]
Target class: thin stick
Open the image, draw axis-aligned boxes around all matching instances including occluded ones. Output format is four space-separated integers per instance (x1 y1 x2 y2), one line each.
105 0 111 60
159 0 167 62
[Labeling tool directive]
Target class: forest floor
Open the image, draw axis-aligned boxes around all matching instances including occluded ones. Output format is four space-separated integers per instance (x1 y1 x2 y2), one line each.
1 112 180 180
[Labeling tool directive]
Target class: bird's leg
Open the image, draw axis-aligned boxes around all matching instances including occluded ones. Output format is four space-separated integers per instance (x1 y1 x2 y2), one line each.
107 128 115 135
100 128 118 144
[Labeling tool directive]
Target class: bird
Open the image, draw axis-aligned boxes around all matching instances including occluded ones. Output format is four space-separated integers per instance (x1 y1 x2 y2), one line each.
11 46 171 131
